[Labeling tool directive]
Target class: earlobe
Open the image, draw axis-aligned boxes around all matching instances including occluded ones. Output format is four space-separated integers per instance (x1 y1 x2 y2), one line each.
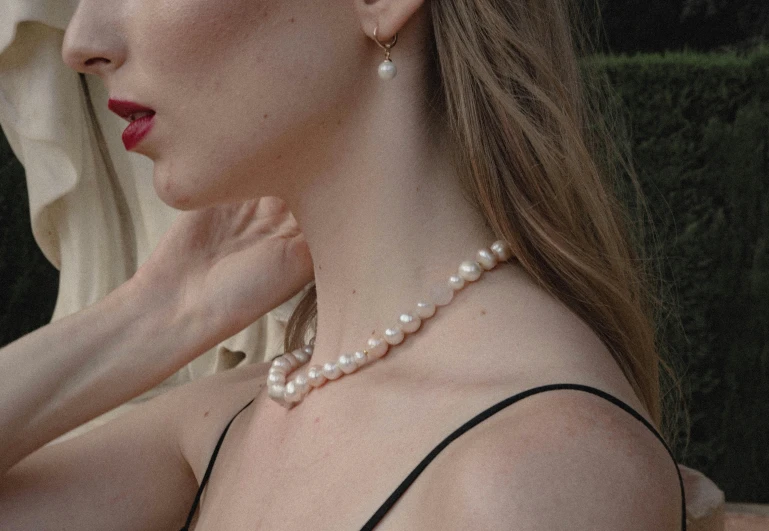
353 0 426 42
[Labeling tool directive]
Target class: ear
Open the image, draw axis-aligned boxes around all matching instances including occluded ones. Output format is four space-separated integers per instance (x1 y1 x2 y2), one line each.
353 0 426 42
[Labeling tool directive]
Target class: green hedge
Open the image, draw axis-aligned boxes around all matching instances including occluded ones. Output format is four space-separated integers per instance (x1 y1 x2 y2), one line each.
1 50 768 502
597 49 769 502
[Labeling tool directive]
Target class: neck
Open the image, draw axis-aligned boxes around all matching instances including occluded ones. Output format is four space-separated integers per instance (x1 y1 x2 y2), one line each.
287 124 497 370
260 25 500 371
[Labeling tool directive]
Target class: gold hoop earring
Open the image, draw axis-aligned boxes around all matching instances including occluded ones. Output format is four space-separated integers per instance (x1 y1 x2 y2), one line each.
373 25 398 80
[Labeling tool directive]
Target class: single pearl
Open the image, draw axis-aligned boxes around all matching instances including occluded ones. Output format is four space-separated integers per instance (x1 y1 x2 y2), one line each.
307 365 327 387
302 344 314 356
430 282 454 306
293 374 310 396
399 313 421 333
476 248 498 270
268 365 286 376
378 59 397 80
366 336 389 359
282 352 299 368
268 383 286 400
353 350 369 368
338 353 358 374
293 348 310 365
267 372 286 385
415 301 436 319
491 240 513 261
284 381 301 403
272 356 293 372
448 274 465 291
322 362 343 380
384 325 405 345
458 261 483 282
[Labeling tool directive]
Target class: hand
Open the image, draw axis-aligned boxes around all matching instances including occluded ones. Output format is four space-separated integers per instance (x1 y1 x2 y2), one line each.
132 197 314 347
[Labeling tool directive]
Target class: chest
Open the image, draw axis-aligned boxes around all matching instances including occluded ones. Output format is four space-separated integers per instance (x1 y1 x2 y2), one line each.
188 391 489 530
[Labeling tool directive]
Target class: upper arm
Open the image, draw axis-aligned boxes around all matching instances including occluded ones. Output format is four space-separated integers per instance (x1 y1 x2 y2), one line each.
424 390 683 530
0 362 265 531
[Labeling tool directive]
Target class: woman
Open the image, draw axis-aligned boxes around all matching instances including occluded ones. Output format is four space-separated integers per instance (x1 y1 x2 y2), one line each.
0 0 686 529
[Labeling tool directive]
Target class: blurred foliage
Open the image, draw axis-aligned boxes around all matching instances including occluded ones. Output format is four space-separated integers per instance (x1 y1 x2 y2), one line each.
595 48 769 502
596 0 769 53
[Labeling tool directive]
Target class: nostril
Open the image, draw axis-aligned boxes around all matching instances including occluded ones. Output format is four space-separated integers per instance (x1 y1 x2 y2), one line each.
84 57 110 67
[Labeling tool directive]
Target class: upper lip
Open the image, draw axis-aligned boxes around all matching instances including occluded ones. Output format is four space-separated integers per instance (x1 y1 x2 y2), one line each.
108 99 156 123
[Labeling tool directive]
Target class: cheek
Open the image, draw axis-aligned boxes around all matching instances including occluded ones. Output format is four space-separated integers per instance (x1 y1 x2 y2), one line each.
132 0 284 207
136 0 274 78
133 0 362 205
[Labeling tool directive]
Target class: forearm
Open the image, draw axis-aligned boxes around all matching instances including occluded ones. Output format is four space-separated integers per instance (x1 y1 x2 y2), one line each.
0 279 209 475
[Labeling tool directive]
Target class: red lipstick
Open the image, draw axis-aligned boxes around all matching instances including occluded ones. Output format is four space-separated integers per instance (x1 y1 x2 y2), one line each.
108 99 156 151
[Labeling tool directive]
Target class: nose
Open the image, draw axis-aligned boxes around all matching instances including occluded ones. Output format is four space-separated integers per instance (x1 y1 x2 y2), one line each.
61 1 126 77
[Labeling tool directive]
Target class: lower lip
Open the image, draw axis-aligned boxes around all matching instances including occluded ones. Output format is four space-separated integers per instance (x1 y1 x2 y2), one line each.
122 114 155 150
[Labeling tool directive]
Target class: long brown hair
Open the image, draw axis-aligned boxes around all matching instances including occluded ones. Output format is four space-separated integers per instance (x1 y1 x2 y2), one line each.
284 0 681 431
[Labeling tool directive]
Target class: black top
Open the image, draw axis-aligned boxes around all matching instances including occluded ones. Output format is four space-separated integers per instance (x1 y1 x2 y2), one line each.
180 383 686 530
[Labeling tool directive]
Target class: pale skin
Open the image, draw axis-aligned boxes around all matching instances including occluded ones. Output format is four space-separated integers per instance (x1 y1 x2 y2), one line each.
0 0 682 529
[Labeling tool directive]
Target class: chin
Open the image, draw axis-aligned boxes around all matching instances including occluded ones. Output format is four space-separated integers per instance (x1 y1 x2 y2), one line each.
152 164 205 211
153 161 250 211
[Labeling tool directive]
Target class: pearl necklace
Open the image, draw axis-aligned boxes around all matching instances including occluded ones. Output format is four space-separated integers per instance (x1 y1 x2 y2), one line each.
267 239 514 408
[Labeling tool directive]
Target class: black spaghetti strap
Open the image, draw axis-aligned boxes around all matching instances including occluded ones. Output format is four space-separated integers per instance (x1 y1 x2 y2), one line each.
180 397 256 531
360 383 686 531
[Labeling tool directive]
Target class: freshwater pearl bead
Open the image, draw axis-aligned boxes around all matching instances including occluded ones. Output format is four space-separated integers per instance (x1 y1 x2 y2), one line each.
366 337 389 359
431 283 454 306
268 383 286 399
384 326 405 345
307 365 327 387
353 350 369 367
267 372 286 385
293 348 310 365
448 275 465 291
476 248 498 270
338 353 358 374
458 261 483 282
491 240 513 261
416 301 436 318
322 362 343 380
272 357 292 372
282 352 299 368
284 381 301 403
399 313 421 333
302 345 314 356
293 374 310 395
378 60 397 80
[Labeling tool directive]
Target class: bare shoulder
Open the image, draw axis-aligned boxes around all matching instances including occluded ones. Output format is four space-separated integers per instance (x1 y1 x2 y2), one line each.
168 359 268 418
162 361 268 477
421 388 683 530
0 360 268 531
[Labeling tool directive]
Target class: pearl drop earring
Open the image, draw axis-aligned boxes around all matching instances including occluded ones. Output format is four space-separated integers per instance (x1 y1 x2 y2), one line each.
373 26 398 80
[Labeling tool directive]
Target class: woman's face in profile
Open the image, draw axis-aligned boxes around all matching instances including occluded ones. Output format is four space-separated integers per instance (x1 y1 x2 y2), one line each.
62 0 370 209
